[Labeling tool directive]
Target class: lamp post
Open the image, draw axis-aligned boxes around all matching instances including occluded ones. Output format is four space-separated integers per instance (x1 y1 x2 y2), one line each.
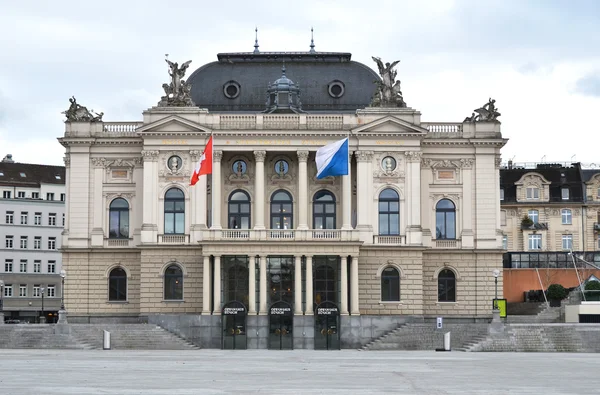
492 269 500 302
40 287 45 324
0 280 4 325
58 269 68 324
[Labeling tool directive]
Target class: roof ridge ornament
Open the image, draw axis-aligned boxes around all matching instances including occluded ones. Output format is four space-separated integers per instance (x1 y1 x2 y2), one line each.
158 56 196 107
464 98 501 122
254 27 260 54
62 96 103 122
370 56 407 108
309 27 316 54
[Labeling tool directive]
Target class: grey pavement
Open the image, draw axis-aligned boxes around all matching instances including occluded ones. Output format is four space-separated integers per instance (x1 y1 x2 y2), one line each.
0 350 599 395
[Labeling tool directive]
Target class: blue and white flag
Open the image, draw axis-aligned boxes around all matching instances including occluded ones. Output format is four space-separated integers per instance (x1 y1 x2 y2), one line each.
316 137 349 179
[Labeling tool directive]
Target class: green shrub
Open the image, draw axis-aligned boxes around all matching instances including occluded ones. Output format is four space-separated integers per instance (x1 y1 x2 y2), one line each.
584 281 600 291
521 215 533 227
547 284 567 300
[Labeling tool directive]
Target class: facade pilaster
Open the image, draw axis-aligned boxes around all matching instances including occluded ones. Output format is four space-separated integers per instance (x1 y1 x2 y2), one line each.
297 151 309 230
254 150 266 230
141 150 159 243
305 255 313 315
341 152 353 230
211 150 223 230
461 159 474 248
351 256 360 315
294 255 303 314
355 150 374 242
259 255 267 314
340 257 349 315
202 255 211 314
405 151 423 245
133 160 143 245
213 255 221 314
420 158 433 247
90 161 104 247
190 150 207 242
248 256 256 314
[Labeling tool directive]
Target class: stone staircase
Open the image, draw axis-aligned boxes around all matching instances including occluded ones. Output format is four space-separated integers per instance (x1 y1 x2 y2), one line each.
360 323 489 351
506 302 562 323
465 324 600 352
0 324 199 350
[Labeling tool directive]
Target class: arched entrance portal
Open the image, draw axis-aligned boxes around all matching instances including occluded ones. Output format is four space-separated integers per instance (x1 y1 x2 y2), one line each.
222 300 247 350
314 301 340 350
268 300 293 350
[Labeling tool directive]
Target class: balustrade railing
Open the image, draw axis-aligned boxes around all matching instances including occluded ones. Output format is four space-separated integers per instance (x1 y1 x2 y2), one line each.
158 234 189 244
263 115 300 129
306 115 344 130
311 230 341 239
103 122 143 133
422 123 463 137
435 239 461 248
221 230 250 239
267 230 295 240
104 238 131 247
219 115 257 129
373 235 405 245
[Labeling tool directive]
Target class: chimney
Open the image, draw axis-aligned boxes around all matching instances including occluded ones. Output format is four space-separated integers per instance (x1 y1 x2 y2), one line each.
1 154 14 163
507 159 513 169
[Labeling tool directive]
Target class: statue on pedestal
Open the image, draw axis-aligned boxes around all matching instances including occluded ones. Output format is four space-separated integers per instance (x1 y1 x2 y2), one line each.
158 57 195 107
464 98 501 122
62 96 103 122
370 56 407 108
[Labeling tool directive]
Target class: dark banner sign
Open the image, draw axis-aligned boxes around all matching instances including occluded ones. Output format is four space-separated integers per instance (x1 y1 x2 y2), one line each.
223 306 246 316
316 307 339 315
270 306 292 315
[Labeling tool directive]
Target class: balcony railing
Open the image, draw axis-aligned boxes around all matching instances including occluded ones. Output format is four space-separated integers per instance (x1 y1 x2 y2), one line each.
267 230 295 240
434 239 461 248
103 122 143 134
158 234 189 244
201 229 358 242
521 222 549 231
221 230 250 239
373 235 406 245
422 122 463 138
104 238 131 248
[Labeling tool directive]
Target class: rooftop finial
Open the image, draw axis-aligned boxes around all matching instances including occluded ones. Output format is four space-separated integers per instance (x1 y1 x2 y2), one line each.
282 60 286 76
254 27 260 54
309 27 316 53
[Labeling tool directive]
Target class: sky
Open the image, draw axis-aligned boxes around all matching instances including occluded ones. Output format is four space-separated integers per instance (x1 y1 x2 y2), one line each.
1 0 599 167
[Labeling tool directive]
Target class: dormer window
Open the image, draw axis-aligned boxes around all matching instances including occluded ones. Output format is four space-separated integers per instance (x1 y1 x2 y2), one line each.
0 171 4 176
561 187 569 200
526 187 539 200
500 188 504 201
55 175 61 180
19 172 26 177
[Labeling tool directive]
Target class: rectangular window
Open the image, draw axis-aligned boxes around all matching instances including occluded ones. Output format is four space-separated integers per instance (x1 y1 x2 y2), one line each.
20 211 28 224
33 260 41 273
528 210 539 224
562 209 572 225
60 193 66 202
34 212 41 225
528 234 542 250
5 235 13 249
34 236 41 249
19 285 27 297
32 192 39 199
501 210 507 226
47 285 55 297
20 236 28 249
4 285 13 297
4 259 13 272
5 211 13 224
48 237 56 250
17 191 25 198
46 193 54 201
526 187 539 200
20 260 27 273
562 234 573 250
561 188 570 200
3 191 11 199
502 235 508 250
500 188 504 201
48 213 56 226
33 285 40 297
47 261 56 274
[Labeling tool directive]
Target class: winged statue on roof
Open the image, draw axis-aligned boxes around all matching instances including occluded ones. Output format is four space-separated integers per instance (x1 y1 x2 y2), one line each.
370 56 407 108
158 57 195 107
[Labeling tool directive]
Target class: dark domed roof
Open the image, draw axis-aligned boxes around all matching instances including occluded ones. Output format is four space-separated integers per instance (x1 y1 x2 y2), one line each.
187 52 379 112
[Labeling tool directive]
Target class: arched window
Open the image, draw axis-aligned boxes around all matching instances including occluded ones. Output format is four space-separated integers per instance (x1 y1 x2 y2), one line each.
381 267 400 301
270 190 293 229
109 198 129 239
435 199 456 240
438 269 456 302
164 188 184 234
313 190 336 229
379 189 399 235
164 264 183 300
228 190 251 229
108 267 127 301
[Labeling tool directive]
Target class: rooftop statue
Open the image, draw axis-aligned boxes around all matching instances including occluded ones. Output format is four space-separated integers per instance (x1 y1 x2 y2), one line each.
370 56 407 108
62 96 103 122
158 58 195 107
464 98 501 122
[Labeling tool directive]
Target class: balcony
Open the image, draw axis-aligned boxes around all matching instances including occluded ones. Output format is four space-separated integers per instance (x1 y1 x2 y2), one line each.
158 234 190 244
206 229 358 242
520 222 549 231
434 239 462 249
373 235 406 245
104 238 131 248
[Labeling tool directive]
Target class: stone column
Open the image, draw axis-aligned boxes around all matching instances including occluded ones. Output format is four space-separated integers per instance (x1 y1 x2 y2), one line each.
305 255 313 315
213 255 221 313
351 256 360 315
259 255 267 314
341 152 353 230
461 159 474 248
405 151 423 245
294 255 302 315
202 256 211 314
297 151 309 230
340 257 349 315
211 150 223 230
141 150 159 243
254 151 266 230
355 151 374 242
190 149 207 229
248 256 256 314
90 161 105 247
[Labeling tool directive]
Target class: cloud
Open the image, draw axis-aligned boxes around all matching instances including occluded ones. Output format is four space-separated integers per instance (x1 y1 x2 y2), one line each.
574 73 600 97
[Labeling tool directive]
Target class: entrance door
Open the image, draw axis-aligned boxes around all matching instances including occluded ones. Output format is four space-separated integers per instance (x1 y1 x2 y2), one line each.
222 301 247 350
314 301 340 350
268 301 293 350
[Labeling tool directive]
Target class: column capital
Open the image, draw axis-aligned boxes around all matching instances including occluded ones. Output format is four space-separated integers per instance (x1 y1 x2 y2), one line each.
297 150 309 162
404 151 422 162
213 150 223 162
189 150 200 161
254 150 267 162
141 150 160 162
355 150 373 162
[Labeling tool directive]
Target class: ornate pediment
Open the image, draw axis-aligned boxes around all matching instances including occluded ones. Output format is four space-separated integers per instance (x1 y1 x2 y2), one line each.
351 116 428 135
514 172 551 186
136 115 212 136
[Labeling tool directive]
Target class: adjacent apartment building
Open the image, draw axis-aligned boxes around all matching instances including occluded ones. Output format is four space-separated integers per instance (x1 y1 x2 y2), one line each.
0 154 66 323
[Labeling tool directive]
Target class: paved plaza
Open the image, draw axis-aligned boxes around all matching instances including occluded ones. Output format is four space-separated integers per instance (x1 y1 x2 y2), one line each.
0 350 599 394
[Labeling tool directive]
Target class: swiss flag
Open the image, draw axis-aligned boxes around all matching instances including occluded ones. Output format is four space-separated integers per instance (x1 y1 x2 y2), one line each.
190 136 213 186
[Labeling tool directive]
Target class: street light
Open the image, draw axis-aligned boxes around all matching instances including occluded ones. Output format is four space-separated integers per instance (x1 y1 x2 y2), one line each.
60 270 66 310
40 287 45 324
492 269 500 310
